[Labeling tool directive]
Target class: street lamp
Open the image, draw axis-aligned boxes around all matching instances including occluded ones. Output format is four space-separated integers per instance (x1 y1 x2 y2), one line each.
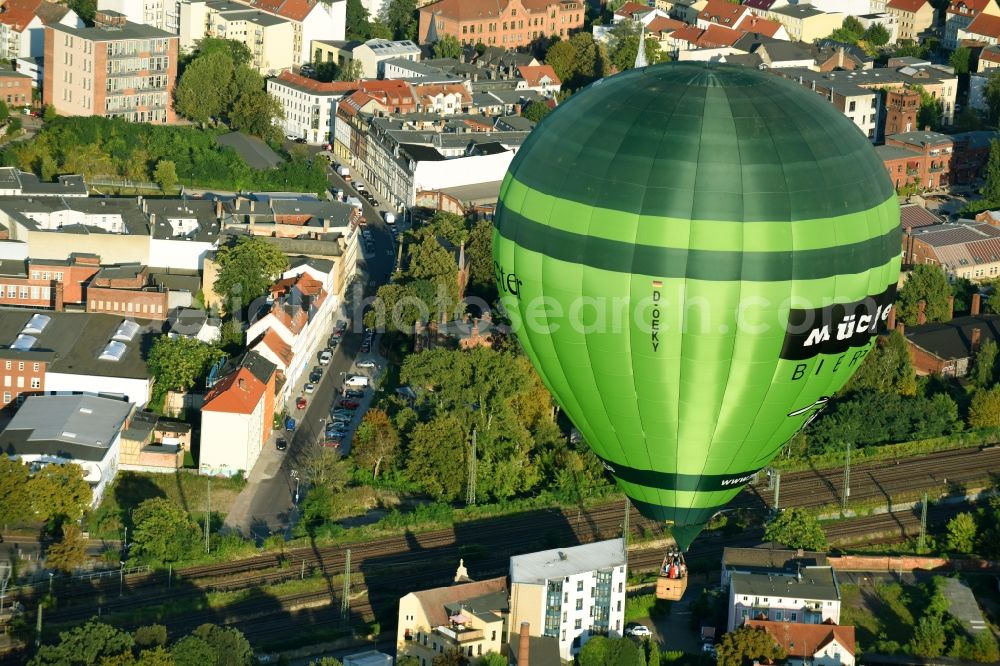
47 571 53 596
291 470 300 504
118 561 125 598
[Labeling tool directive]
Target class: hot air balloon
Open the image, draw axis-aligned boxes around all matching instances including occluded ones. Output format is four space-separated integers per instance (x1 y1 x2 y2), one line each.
492 63 901 576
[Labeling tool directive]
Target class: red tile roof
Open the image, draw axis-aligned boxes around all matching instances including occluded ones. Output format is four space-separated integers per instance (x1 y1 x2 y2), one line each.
203 367 266 414
948 0 994 16
981 44 1000 61
887 0 929 12
238 0 317 22
0 0 42 31
409 577 508 628
701 24 745 46
517 64 562 87
646 15 686 34
699 0 749 25
967 11 1000 37
412 82 472 106
739 15 783 36
272 71 359 95
670 24 708 44
900 203 943 230
614 1 654 17
747 621 856 659
256 329 293 368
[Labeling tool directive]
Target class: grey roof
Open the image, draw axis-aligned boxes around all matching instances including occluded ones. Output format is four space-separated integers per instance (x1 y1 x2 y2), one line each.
314 39 364 51
508 636 561 666
48 20 175 41
905 314 1000 361
769 3 826 18
149 268 201 293
215 132 283 170
0 310 154 378
723 545 829 573
220 229 343 257
0 196 151 235
777 64 955 98
361 38 420 55
94 263 145 282
0 167 87 196
289 255 335 274
400 143 446 162
875 144 919 161
889 131 953 147
437 181 502 204
730 567 840 602
953 130 1000 150
0 69 31 80
146 199 223 241
442 589 509 622
1 394 132 462
0 259 26 277
494 115 534 132
215 9 287 26
510 539 626 585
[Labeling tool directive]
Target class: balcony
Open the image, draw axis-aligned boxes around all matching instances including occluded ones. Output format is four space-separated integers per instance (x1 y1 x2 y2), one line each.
434 626 483 643
929 165 946 173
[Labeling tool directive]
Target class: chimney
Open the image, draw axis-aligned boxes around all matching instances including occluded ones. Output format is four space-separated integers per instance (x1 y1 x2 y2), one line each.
972 327 983 353
250 199 256 213
887 306 896 331
150 212 156 227
973 292 982 316
238 377 247 391
53 280 64 312
837 47 845 69
896 322 905 336
917 299 927 325
518 622 530 666
948 295 955 321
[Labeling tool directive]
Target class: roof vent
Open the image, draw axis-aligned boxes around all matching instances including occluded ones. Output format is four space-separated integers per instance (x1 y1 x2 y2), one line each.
99 340 128 361
23 313 51 334
112 320 139 342
558 551 567 561
79 407 93 415
62 431 77 438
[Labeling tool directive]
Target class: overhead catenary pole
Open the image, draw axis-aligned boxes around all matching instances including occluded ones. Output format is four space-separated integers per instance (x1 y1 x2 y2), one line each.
466 427 477 506
341 548 351 620
773 469 781 514
842 440 851 515
205 479 211 554
918 492 928 552
623 497 630 550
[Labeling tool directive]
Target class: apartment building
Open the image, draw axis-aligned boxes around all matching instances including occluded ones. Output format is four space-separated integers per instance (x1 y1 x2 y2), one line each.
0 311 153 411
0 0 83 61
43 13 178 123
766 4 843 41
98 0 180 33
721 547 829 588
353 38 421 78
0 394 132 507
267 71 355 144
199 351 276 477
728 566 842 631
877 130 954 191
508 539 627 661
418 0 586 48
0 69 33 107
236 0 346 67
945 0 1000 49
178 0 294 74
747 621 856 666
886 0 933 41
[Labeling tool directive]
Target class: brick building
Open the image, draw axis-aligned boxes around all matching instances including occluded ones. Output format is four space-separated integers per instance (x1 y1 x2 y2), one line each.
417 0 586 48
884 89 920 136
43 12 177 123
876 130 953 191
904 294 995 376
0 69 32 106
85 263 169 320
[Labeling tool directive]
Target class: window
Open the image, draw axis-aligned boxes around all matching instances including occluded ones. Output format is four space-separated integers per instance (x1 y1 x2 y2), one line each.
775 611 783 621
790 613 798 621
4 361 9 370
30 377 39 389
491 631 496 641
3 376 9 387
617 601 621 612
17 362 23 371
577 581 584 592
54 272 63 281
574 619 582 630
32 363 38 371
561 630 566 641
575 599 583 611
618 582 623 593
2 392 9 404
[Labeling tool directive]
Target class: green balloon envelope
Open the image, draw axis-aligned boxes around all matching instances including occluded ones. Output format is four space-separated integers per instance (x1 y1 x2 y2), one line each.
493 62 901 550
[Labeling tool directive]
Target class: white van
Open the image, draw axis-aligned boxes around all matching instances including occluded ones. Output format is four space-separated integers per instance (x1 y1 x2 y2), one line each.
383 211 396 225
345 375 369 388
337 165 351 180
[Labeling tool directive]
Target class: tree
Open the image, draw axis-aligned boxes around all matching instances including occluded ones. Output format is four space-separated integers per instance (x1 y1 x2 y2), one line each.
134 625 168 649
763 508 828 551
896 264 953 325
174 50 234 126
969 385 1000 428
644 638 661 666
365 282 429 332
66 0 96 23
382 0 417 40
480 653 506 666
522 101 552 123
432 650 468 666
28 464 91 524
30 619 134 666
0 100 9 123
946 512 978 553
845 330 917 395
353 408 401 479
716 626 785 666
311 658 344 666
986 71 1000 126
434 34 462 59
42 103 56 122
982 139 1000 205
153 159 178 192
913 84 944 131
171 635 217 665
864 23 891 47
909 614 947 657
970 338 998 388
545 40 577 83
190 624 253 666
193 37 253 69
345 0 370 39
608 20 664 71
950 46 972 74
147 336 223 395
302 445 350 490
0 456 30 526
406 414 468 501
829 16 864 43
465 218 497 301
313 61 341 82
338 59 365 82
213 235 289 309
131 497 200 563
230 86 283 140
46 523 88 573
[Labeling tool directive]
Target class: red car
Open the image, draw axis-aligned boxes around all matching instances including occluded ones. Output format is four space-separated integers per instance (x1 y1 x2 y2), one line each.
338 399 360 409
296 396 307 410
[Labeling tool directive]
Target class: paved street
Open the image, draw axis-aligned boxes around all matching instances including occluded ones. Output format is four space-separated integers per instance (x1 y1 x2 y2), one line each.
222 158 397 541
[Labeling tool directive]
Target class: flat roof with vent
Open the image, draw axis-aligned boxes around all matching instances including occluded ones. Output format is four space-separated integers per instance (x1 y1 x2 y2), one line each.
23 313 50 334
0 394 132 462
510 539 626 585
99 340 128 361
112 320 140 342
11 334 37 351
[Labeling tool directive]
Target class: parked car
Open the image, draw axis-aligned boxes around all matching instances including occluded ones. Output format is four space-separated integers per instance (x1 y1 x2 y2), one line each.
360 342 371 353
304 382 316 394
310 368 323 383
625 625 651 638
338 399 360 409
322 438 341 449
296 396 307 410
345 389 365 399
319 350 332 365
331 409 354 419
276 437 288 451
336 320 348 334
357 360 377 369
284 416 296 432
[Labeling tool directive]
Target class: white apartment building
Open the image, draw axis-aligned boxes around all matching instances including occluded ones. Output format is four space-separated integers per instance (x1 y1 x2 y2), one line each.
98 0 180 33
267 71 352 144
353 38 420 78
0 1 83 61
178 0 294 74
509 539 627 662
727 567 842 632
237 0 346 67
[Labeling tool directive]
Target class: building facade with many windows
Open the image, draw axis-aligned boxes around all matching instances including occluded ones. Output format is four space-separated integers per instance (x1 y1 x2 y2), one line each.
43 15 178 123
417 0 585 48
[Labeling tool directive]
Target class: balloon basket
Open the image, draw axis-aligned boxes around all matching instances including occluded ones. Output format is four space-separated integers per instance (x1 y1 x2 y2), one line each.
655 550 687 601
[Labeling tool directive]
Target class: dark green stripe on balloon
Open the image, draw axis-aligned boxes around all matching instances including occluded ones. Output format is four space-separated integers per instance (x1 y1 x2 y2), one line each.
495 206 900 282
598 455 763 491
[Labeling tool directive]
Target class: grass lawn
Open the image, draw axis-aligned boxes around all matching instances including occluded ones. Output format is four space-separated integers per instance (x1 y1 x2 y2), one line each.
840 580 940 652
87 471 246 539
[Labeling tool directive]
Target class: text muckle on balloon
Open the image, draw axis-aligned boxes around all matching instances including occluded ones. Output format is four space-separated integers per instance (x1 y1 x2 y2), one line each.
780 285 896 361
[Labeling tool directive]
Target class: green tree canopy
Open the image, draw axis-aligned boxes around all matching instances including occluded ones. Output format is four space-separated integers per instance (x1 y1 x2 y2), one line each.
970 338 998 388
46 523 88 573
763 507 828 551
522 101 553 123
845 330 917 396
545 40 577 83
969 385 1000 428
213 236 289 310
0 456 30 525
982 139 1000 205
434 34 462 59
946 512 978 553
716 626 785 666
192 37 253 68
30 619 134 666
828 16 865 43
897 264 953 325
131 497 200 564
134 625 168 649
382 0 417 40
147 336 223 395
175 50 234 126
950 46 972 74
465 218 497 302
608 20 666 71
406 414 468 500
864 22 891 47
910 614 947 657
353 408 401 479
28 463 91 524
